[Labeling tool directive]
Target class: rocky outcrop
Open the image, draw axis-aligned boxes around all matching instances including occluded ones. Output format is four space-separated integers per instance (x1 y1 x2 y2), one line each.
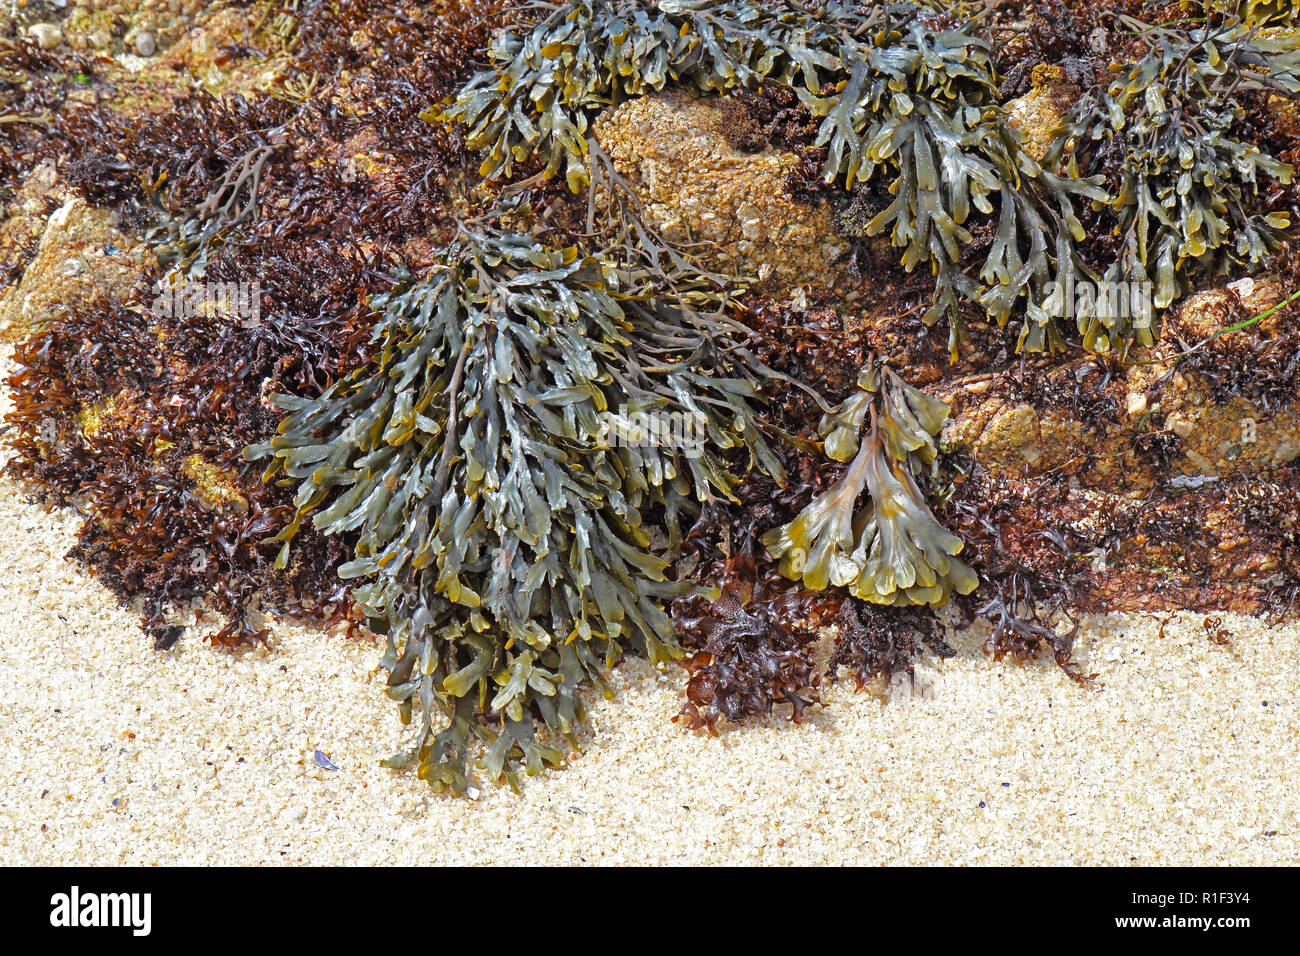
2 9 1296 627
930 277 1300 614
595 92 842 290
941 280 1300 487
0 185 145 343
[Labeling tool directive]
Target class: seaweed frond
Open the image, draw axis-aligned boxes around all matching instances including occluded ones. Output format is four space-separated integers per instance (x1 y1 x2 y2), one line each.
672 542 829 734
147 143 282 274
1189 0 1300 27
439 0 1109 357
1049 16 1300 348
762 357 978 606
251 222 786 791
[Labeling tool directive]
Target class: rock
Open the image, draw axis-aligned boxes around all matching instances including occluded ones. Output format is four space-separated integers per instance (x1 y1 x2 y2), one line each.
87 29 112 51
1004 64 1077 164
134 32 156 57
1167 280 1288 341
27 23 63 51
594 92 842 291
941 277 1300 490
1158 383 1300 479
966 402 1086 475
949 377 1300 486
0 195 146 344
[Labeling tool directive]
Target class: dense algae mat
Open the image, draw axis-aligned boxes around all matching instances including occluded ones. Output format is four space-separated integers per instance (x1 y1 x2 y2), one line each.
2 0 1300 792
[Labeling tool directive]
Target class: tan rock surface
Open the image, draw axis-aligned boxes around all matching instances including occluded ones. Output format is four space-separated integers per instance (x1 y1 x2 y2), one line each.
943 280 1300 484
0 191 146 343
1004 64 1076 164
595 92 842 290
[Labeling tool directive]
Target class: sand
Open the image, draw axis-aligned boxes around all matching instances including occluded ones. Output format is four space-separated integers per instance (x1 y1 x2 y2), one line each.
0 344 1296 865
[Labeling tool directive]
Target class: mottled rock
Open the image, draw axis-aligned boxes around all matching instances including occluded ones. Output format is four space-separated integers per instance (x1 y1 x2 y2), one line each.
0 195 145 343
942 279 1300 488
1004 64 1076 164
1157 373 1300 480
594 92 841 290
27 22 63 50
952 401 1086 476
0 162 61 295
1169 279 1289 340
180 454 249 514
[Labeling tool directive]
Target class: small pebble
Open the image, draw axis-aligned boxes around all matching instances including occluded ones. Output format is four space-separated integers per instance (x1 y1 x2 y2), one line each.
134 32 156 57
28 23 62 50
313 749 339 771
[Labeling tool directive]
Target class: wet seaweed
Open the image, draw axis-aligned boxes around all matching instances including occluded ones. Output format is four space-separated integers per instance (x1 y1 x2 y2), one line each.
672 542 830 734
763 357 979 606
3 1 509 649
1047 16 1300 347
250 221 788 790
440 0 1111 357
828 597 949 692
3 0 1299 796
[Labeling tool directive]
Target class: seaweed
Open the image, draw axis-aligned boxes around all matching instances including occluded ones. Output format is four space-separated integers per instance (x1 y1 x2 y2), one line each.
936 446 1300 667
3 1 509 650
439 0 1110 357
4 0 1300 797
828 597 949 692
147 143 283 274
3 291 360 649
762 357 979 606
672 542 830 734
671 459 956 724
1048 16 1300 347
250 221 788 791
0 35 102 190
995 1 1105 99
1176 289 1300 414
1193 0 1300 26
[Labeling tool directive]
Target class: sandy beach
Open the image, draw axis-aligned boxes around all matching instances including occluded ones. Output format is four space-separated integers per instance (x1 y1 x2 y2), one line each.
0 347 1296 865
